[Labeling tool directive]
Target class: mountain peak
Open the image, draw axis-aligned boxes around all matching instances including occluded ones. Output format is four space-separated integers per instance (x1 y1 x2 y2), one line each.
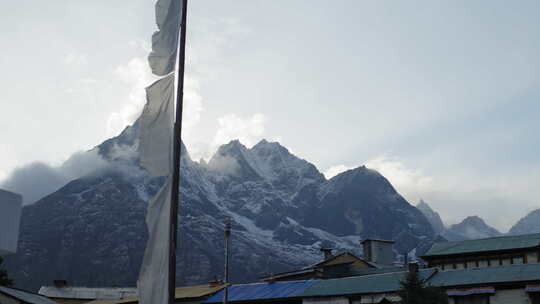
416 200 445 235
461 215 485 225
445 215 501 240
509 209 540 235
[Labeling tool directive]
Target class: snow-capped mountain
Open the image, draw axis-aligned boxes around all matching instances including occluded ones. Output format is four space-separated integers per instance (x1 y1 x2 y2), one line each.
5 122 436 291
443 216 501 241
509 209 540 235
416 200 445 235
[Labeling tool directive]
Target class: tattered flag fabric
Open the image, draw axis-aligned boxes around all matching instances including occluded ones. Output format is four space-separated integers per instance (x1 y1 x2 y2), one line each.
138 179 172 304
137 73 175 304
148 0 183 76
139 74 175 177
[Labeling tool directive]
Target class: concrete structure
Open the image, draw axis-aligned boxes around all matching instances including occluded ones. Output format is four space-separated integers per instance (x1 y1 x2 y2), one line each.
422 233 540 271
361 239 395 266
0 189 22 256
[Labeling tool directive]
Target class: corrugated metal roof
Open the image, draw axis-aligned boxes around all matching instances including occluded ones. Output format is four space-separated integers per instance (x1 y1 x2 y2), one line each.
0 286 59 304
82 284 226 304
38 287 137 300
301 269 436 297
429 264 540 287
424 233 540 257
203 280 317 303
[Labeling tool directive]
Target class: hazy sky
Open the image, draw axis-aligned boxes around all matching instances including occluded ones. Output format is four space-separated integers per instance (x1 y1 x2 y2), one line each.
1 0 539 231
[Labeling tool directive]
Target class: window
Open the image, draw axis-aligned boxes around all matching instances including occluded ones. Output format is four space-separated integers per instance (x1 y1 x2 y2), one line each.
454 295 490 304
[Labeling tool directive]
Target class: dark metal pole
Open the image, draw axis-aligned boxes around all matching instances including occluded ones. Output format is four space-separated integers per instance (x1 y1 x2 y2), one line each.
169 1 188 304
223 218 231 304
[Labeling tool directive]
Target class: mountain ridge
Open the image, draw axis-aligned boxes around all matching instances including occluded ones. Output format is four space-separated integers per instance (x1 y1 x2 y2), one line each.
6 122 435 291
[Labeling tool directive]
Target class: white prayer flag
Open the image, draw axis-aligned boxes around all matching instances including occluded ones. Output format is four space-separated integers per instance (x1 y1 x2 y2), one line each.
137 73 175 304
138 179 173 304
139 74 175 177
149 0 183 76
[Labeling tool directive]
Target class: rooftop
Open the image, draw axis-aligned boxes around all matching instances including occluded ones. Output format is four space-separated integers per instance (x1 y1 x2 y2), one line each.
204 280 316 303
38 286 137 300
81 284 227 304
0 286 58 304
301 269 437 297
429 264 540 287
423 233 540 257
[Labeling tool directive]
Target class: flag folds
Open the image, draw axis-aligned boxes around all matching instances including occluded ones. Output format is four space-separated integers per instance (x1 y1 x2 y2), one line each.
137 73 175 304
139 74 175 177
148 0 183 76
137 179 172 304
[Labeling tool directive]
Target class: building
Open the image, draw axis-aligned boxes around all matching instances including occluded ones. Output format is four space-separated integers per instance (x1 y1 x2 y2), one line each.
38 285 137 304
261 239 397 282
205 263 540 304
0 286 58 304
430 264 540 304
39 282 225 304
422 233 540 271
0 189 22 256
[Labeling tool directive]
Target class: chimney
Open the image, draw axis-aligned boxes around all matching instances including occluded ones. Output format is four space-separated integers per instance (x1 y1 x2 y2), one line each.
361 239 395 266
53 280 68 288
320 248 333 260
408 261 419 274
209 277 223 287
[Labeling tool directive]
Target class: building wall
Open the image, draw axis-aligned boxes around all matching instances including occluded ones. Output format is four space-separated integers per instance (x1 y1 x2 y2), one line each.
0 293 20 304
490 289 529 304
527 252 539 264
448 289 531 304
363 241 394 266
433 249 540 271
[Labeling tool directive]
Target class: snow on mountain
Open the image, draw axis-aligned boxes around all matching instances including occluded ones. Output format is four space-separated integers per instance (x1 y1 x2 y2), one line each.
509 209 540 235
443 216 501 241
5 122 436 291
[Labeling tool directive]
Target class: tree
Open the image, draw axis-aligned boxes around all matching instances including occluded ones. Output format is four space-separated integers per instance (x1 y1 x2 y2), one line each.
398 267 448 304
0 256 13 286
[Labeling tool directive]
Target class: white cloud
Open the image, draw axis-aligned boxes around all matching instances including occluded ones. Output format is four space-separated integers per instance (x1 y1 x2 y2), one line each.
63 53 88 66
324 164 354 179
325 155 437 202
182 76 204 133
366 155 437 204
0 149 109 204
212 113 266 147
108 57 156 136
187 113 267 162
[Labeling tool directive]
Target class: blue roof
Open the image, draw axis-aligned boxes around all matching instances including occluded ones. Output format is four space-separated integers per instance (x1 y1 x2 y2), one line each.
203 280 316 303
0 286 58 304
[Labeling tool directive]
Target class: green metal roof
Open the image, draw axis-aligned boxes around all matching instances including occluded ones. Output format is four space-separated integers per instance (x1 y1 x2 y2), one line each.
301 269 436 297
424 233 540 257
429 264 540 287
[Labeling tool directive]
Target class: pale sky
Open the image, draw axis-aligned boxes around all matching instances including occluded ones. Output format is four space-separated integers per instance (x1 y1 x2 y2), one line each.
1 0 539 231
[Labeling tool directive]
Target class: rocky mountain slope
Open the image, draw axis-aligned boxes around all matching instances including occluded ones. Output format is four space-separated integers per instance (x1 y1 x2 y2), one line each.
443 216 501 241
509 209 540 235
416 200 445 235
5 122 436 291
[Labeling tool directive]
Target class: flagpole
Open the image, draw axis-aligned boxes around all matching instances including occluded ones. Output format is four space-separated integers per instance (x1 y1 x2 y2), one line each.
169 1 188 304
